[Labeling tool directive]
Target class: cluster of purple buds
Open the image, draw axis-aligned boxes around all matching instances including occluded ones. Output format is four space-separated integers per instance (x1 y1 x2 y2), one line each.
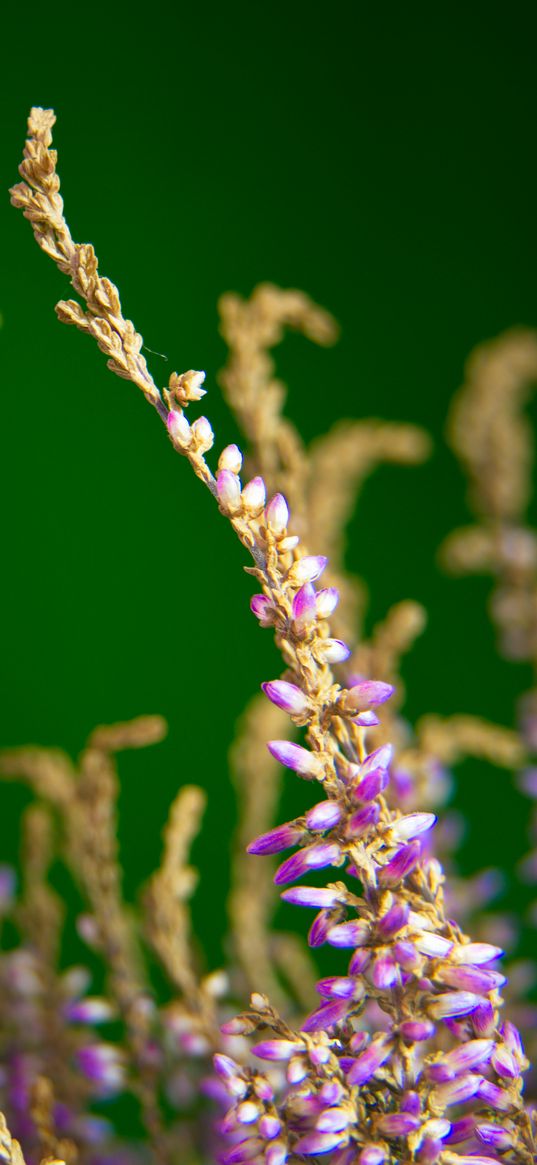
213 487 533 1163
213 1053 288 1165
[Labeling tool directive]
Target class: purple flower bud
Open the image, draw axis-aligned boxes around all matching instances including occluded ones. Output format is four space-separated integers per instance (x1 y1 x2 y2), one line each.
377 899 410 939
477 1078 512 1110
265 493 289 534
293 1132 346 1155
345 681 395 711
291 556 328 584
320 1080 345 1104
399 1019 435 1041
252 1039 304 1061
345 802 381 839
432 1039 494 1079
472 1000 496 1036
451 942 504 965
217 468 242 510
292 581 318 625
438 965 505 993
393 940 420 971
354 768 389 802
443 1116 476 1144
375 1113 420 1136
413 932 453 958
308 909 333 947
391 813 437 842
267 740 323 779
490 1045 518 1078
316 1107 352 1133
64 997 115 1024
302 998 350 1031
316 976 361 999
502 1022 525 1063
247 821 302 855
274 842 341 885
76 1044 125 1095
371 954 398 989
361 744 393 777
400 1091 421 1114
316 587 339 618
259 1115 281 1140
320 639 352 664
213 1053 241 1079
476 1122 513 1150
250 594 274 626
265 1143 288 1165
281 885 342 909
359 1147 386 1165
306 799 342 830
378 841 421 885
327 920 370 947
345 954 369 982
428 992 483 1019
262 680 308 716
346 1038 392 1085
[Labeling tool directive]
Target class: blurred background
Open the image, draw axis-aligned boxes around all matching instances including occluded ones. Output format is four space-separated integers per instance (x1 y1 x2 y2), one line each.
1 2 537 969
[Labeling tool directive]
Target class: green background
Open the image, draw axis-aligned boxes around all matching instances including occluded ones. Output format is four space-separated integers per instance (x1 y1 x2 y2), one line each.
1 2 536 969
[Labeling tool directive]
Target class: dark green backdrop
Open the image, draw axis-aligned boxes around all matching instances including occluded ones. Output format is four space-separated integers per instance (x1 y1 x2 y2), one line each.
1 3 536 967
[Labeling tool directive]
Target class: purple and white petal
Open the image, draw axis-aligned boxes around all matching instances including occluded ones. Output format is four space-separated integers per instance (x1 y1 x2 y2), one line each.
390 812 437 843
292 581 318 624
291 556 328 584
306 799 342 831
327 920 370 948
316 587 339 618
281 885 343 909
262 680 308 716
252 1039 304 1061
320 639 352 664
375 1113 420 1136
378 841 421 885
267 740 324 779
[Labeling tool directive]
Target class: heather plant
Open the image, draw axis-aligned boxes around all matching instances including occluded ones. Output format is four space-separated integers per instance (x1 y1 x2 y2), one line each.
2 106 537 1165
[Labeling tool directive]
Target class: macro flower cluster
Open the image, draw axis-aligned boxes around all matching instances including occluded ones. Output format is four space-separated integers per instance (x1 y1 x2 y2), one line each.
1 107 536 1165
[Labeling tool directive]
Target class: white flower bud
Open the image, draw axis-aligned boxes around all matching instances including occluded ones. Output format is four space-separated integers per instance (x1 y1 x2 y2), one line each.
219 444 243 473
242 476 266 512
191 416 214 451
265 494 289 534
167 409 192 448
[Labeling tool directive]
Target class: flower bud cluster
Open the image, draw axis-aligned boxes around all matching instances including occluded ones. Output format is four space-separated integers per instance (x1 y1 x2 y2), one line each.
162 377 536 1161
207 479 534 1164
